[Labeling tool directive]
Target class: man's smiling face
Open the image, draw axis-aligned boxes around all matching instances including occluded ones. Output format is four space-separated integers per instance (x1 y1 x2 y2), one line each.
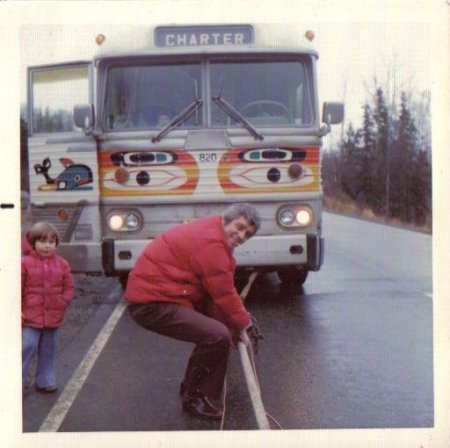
223 216 256 249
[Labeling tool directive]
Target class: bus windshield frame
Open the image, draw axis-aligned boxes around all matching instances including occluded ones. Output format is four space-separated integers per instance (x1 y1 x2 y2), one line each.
100 55 315 133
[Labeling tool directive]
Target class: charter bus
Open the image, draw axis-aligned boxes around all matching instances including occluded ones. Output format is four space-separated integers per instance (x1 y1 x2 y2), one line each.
26 24 343 286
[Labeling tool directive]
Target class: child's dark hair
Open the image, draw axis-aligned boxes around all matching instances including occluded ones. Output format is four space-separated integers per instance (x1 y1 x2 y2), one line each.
27 222 60 248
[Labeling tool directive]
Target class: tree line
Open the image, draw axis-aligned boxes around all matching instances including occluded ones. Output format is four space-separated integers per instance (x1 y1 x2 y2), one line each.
32 107 74 133
322 86 431 227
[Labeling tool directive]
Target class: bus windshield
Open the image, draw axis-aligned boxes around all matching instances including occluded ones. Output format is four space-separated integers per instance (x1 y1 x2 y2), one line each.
102 58 313 132
210 60 313 128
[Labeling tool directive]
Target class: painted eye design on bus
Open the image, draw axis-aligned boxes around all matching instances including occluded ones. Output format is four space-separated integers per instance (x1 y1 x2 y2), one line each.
238 148 306 163
218 146 318 192
229 164 314 187
110 151 177 166
100 149 200 195
103 167 187 190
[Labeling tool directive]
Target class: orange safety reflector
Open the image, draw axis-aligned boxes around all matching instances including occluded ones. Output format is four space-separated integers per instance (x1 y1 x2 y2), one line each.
57 208 68 220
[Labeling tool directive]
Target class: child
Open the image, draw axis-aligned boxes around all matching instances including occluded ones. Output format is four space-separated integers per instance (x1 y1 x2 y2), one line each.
21 222 74 394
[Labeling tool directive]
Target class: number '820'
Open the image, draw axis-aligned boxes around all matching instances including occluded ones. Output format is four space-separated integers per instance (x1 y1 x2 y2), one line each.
198 153 218 163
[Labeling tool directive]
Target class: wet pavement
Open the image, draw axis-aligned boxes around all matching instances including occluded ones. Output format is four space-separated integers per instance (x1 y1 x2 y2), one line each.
22 213 433 432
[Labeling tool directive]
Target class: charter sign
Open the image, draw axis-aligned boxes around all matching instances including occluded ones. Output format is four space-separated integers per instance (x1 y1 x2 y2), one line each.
155 25 254 47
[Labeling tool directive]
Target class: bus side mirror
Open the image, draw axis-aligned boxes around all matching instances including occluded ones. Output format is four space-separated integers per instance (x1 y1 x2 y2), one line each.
74 104 94 129
322 102 344 125
318 102 344 136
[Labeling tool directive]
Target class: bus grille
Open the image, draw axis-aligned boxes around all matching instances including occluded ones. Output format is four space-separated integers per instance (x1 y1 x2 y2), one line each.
31 204 80 242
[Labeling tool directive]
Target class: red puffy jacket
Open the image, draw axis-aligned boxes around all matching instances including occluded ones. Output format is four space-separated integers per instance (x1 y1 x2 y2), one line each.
125 215 250 331
21 234 74 329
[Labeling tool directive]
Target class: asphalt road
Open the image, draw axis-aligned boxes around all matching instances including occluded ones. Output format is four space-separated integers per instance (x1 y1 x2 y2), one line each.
22 212 433 432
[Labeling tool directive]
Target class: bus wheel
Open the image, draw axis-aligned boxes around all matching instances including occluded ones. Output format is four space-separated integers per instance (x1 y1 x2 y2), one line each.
119 273 129 290
277 267 308 286
234 270 250 289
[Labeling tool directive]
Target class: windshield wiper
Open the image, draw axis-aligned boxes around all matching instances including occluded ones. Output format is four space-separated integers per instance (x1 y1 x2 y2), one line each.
212 94 263 140
152 99 203 143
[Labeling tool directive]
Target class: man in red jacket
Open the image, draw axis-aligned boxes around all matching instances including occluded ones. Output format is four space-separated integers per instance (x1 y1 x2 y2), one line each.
126 203 261 420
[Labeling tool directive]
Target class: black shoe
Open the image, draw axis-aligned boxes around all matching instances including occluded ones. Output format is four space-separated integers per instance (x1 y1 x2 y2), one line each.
182 394 222 420
35 385 58 393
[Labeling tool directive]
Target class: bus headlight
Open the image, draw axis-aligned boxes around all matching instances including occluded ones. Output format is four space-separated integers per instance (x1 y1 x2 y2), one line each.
279 210 296 226
277 205 313 228
124 214 140 229
107 211 141 232
296 209 312 226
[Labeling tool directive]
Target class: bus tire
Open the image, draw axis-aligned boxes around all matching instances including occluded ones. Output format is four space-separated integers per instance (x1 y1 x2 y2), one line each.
277 267 308 286
234 270 250 289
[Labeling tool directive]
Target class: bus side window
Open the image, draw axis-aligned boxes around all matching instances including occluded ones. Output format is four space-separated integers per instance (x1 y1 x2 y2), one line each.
30 65 89 134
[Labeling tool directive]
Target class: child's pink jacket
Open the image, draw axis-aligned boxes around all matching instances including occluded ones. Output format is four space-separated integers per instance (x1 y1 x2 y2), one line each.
21 234 74 329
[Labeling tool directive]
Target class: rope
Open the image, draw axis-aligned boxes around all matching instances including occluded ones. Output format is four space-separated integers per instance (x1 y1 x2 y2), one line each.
218 270 284 430
219 378 227 430
239 271 259 303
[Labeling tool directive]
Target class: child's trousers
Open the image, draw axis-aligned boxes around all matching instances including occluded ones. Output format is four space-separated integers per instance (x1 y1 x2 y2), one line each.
22 327 59 388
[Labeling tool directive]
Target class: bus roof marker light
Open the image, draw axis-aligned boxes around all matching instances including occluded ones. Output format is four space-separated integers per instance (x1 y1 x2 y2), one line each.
305 30 315 42
57 208 68 220
96 34 106 45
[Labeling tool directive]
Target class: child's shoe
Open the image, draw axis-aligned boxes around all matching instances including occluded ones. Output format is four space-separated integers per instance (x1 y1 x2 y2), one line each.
35 385 58 393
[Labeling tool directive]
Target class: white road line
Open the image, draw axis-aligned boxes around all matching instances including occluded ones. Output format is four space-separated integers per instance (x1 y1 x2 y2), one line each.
39 298 127 432
425 292 433 298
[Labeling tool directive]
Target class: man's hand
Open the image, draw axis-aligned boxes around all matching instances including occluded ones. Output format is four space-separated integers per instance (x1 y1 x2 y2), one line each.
238 328 251 346
246 314 264 354
231 326 251 347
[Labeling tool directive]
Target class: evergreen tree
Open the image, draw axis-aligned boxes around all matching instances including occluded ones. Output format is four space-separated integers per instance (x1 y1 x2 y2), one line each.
372 88 390 214
360 103 377 206
54 109 64 132
44 107 52 132
340 123 364 202
397 91 430 225
33 107 43 133
322 149 342 197
390 92 416 221
412 148 431 225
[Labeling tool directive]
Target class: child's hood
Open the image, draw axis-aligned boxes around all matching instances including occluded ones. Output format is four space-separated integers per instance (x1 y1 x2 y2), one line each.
22 231 59 259
22 231 36 257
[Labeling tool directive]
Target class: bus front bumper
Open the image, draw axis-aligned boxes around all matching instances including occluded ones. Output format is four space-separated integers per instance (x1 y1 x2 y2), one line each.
102 234 324 276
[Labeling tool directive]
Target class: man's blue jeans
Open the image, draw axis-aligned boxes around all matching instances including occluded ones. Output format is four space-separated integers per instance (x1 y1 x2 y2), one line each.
22 327 59 388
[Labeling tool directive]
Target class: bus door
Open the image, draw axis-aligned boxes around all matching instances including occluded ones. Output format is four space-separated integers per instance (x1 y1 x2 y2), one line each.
27 62 102 272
